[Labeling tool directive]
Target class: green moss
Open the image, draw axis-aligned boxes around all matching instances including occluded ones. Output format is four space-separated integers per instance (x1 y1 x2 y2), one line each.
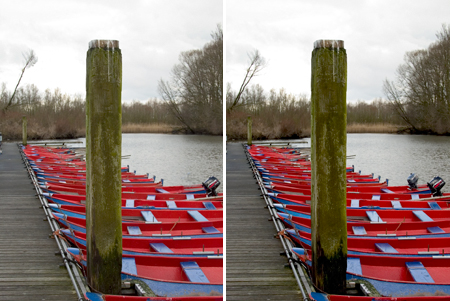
247 116 252 146
85 46 123 294
310 45 348 294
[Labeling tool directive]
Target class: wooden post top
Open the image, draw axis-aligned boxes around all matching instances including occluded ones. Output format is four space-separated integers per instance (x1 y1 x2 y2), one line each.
89 40 119 49
314 40 344 49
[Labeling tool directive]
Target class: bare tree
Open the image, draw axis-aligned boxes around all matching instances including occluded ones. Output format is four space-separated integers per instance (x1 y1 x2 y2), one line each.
2 49 38 113
158 24 223 134
383 24 450 134
227 50 266 113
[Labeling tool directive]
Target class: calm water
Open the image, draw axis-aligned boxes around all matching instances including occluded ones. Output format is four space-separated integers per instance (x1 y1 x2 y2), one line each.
39 134 223 190
262 134 450 189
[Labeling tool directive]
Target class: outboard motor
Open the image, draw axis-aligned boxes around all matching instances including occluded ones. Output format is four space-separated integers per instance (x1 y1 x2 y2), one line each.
202 176 221 197
427 176 445 197
407 173 419 190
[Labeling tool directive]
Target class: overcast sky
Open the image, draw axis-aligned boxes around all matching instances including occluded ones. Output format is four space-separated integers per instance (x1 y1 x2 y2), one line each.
226 0 450 102
0 0 222 102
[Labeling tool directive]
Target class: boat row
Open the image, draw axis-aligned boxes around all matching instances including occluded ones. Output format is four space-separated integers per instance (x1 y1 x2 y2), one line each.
23 145 223 300
247 144 450 300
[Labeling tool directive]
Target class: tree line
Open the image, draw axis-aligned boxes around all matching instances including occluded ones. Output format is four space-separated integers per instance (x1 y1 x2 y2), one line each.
0 83 179 140
226 83 403 140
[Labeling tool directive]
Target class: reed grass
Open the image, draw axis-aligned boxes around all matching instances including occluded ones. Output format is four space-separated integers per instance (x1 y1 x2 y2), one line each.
346 123 403 133
121 123 177 134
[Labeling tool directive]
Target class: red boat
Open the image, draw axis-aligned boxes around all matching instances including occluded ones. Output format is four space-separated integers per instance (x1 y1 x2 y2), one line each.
67 248 223 297
61 229 223 257
52 212 223 238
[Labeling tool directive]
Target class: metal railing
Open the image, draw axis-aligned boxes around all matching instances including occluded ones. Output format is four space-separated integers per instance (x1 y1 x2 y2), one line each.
243 143 314 301
18 143 89 301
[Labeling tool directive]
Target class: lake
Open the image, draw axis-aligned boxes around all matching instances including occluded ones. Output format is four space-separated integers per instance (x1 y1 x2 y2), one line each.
39 133 224 191
258 133 450 189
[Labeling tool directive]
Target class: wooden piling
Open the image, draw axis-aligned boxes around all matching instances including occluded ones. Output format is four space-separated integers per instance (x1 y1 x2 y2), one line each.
247 116 252 146
85 39 122 294
22 116 27 146
310 39 347 294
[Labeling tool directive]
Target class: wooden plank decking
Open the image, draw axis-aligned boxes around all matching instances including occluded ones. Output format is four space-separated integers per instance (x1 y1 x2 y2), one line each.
226 143 302 300
0 143 77 300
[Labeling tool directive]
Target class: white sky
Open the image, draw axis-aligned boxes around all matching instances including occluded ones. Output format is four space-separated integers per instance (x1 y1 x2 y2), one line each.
226 0 450 102
0 0 222 102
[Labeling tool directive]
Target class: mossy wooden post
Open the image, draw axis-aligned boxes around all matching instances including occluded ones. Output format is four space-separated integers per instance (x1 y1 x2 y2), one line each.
85 39 122 294
22 116 27 146
247 115 252 146
310 40 347 294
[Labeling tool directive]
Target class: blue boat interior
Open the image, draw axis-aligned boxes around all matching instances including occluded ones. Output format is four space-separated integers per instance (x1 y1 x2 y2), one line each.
413 211 433 222
150 243 174 253
127 226 142 235
406 261 435 283
352 226 367 235
202 226 219 233
428 202 441 210
203 202 216 210
181 261 210 283
188 210 209 222
350 199 359 208
375 243 398 253
391 200 402 209
122 257 138 275
428 226 445 233
166 201 177 209
347 257 362 275
142 211 160 223
366 211 383 222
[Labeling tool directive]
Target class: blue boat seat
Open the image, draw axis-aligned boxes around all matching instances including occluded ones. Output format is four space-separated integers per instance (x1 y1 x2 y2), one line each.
411 194 420 200
141 211 159 223
122 257 137 275
428 202 441 210
347 257 362 275
413 210 433 222
406 261 434 283
202 226 220 233
125 200 135 207
372 195 381 200
127 226 142 235
188 210 209 222
186 194 195 200
166 201 177 209
391 201 402 209
381 188 394 194
350 200 360 208
427 226 445 233
181 261 210 283
375 243 398 253
366 211 383 222
203 202 216 210
150 243 174 253
147 195 156 200
156 188 169 193
352 226 367 235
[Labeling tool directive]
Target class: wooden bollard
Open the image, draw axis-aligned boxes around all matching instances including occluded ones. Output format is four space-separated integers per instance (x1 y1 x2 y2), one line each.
22 116 27 146
247 115 252 146
85 39 122 294
310 39 347 294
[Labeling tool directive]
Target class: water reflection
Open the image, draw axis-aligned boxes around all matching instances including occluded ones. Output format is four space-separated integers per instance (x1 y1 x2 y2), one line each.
259 134 450 188
38 134 223 190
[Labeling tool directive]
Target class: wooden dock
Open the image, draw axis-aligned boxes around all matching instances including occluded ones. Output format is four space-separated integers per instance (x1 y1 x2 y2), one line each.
226 143 303 300
0 143 77 300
